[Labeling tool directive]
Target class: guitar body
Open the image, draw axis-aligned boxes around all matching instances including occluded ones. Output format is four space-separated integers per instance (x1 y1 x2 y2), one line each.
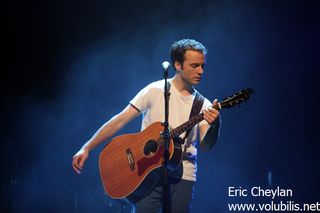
99 121 183 203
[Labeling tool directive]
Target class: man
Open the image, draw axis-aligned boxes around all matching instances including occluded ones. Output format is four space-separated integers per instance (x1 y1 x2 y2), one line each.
72 39 220 212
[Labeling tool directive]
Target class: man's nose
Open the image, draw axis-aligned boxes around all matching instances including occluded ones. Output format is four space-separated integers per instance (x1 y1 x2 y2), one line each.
197 66 204 74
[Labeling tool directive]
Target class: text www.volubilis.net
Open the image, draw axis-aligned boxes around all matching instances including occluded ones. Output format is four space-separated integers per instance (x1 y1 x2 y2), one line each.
228 201 320 212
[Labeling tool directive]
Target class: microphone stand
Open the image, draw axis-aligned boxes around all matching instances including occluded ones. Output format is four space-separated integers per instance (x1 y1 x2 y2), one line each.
162 63 171 213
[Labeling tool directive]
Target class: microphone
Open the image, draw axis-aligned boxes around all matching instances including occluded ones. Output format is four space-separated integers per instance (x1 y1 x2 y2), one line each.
162 61 170 70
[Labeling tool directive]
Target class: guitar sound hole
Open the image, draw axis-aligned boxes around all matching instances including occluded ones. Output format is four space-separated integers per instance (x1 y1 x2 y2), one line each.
144 140 158 156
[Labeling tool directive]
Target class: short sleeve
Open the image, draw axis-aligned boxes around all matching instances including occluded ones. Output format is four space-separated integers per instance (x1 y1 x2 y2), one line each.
129 84 151 113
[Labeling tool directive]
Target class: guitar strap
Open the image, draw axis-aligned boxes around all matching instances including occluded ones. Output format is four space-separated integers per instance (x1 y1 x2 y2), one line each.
167 81 204 142
182 91 204 142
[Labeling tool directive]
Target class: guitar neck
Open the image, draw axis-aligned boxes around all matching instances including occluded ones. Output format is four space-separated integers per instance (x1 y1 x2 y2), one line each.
170 113 204 138
170 104 220 138
168 87 254 138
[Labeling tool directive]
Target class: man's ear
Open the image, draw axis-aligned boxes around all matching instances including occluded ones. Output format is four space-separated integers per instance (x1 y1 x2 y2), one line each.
174 61 182 71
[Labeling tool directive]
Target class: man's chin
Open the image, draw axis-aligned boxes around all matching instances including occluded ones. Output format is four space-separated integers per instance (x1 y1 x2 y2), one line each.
193 80 201 85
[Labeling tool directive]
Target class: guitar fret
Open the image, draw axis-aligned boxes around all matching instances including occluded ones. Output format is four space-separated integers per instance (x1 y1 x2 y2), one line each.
170 113 204 138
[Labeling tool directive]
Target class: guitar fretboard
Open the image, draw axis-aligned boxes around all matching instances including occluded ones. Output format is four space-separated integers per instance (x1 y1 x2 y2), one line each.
170 113 204 138
170 104 221 138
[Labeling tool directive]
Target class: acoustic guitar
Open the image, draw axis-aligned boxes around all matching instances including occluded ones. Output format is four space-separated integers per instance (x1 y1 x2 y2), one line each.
99 88 254 203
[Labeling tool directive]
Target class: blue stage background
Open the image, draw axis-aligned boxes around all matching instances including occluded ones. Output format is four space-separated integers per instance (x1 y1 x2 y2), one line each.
5 0 319 212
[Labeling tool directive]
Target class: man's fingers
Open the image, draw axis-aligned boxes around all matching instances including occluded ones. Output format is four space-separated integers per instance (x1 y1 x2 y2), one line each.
72 163 81 174
72 156 83 174
203 99 220 125
203 110 214 124
74 166 81 174
213 99 218 104
72 150 89 174
206 106 219 117
212 99 218 108
79 155 88 168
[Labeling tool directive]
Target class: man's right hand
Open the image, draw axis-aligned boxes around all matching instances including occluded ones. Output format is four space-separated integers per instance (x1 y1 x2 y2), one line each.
72 148 89 174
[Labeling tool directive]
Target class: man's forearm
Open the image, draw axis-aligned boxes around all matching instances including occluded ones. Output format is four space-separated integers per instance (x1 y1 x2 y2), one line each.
81 114 127 152
80 105 140 152
201 117 221 151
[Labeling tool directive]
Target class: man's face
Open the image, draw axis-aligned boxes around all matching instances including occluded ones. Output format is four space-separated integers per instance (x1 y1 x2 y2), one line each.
175 50 206 85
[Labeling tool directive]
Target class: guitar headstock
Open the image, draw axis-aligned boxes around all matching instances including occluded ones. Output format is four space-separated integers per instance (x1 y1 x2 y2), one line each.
219 88 254 109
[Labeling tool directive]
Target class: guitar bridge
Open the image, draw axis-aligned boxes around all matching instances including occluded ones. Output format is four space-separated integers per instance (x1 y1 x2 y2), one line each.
126 148 135 171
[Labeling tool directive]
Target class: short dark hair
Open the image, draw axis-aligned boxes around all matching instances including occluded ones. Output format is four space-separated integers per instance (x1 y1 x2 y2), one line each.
170 39 207 70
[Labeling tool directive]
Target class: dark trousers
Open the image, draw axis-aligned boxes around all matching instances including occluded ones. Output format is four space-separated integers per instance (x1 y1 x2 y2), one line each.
133 178 195 213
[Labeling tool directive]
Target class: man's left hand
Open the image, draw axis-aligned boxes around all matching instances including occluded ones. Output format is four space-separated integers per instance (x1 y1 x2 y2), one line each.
203 99 220 125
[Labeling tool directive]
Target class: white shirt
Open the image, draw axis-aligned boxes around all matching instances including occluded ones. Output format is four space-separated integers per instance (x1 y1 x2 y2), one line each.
130 79 211 181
